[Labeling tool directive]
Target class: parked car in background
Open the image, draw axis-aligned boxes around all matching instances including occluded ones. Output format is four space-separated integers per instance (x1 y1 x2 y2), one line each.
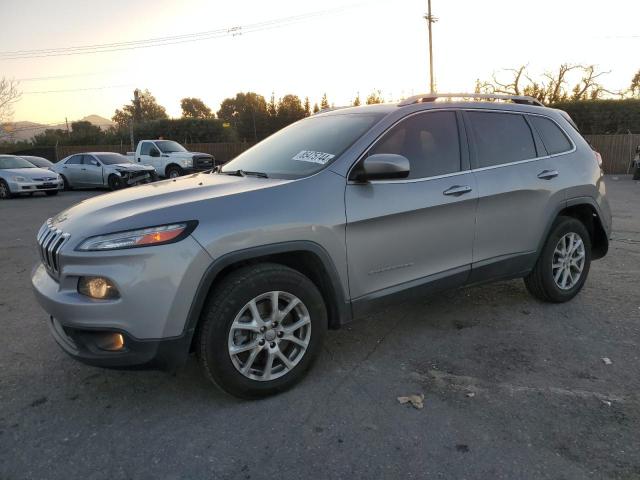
632 145 640 180
20 155 55 170
51 152 157 190
127 140 215 178
32 93 611 398
0 154 63 199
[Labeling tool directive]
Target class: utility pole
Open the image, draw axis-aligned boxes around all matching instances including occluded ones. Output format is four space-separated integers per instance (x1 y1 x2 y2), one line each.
424 0 438 93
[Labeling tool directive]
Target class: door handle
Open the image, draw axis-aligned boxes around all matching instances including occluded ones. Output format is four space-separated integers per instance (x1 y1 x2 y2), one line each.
537 169 558 180
443 185 472 196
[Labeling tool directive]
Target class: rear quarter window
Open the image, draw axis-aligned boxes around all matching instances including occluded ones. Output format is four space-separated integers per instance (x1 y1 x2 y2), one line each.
528 115 572 155
466 111 537 168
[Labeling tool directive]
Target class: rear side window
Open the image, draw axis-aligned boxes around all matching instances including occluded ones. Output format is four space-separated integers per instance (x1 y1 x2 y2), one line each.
467 112 536 168
66 155 82 165
528 115 572 155
368 111 460 179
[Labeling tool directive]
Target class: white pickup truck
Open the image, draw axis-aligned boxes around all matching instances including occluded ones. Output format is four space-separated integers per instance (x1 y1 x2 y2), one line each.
127 140 215 178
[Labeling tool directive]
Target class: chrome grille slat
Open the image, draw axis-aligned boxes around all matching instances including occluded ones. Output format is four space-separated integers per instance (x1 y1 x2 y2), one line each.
36 219 70 279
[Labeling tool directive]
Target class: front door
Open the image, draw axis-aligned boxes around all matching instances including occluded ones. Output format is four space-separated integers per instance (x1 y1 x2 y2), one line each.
62 154 84 185
82 154 104 186
345 110 477 311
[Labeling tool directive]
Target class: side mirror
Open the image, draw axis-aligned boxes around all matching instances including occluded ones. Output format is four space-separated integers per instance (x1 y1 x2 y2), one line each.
150 149 160 157
353 153 410 182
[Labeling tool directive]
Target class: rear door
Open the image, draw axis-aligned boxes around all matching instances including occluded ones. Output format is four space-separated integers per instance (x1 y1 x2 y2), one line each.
465 110 565 280
345 110 477 310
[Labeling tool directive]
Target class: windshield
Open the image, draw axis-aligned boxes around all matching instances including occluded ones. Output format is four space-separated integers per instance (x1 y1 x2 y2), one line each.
96 153 130 165
21 156 52 168
221 113 384 179
0 156 36 169
156 140 187 153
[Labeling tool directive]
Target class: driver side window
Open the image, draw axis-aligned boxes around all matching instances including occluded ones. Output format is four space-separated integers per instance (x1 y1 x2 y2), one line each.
83 155 99 166
140 142 155 155
368 111 461 180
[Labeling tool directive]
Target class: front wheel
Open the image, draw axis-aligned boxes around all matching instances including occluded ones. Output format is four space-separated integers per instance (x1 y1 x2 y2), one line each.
108 174 123 190
524 216 592 303
197 263 327 399
0 179 13 199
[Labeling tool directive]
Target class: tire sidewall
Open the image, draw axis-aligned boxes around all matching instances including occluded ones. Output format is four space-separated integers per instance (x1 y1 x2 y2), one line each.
539 217 592 301
0 179 12 199
200 266 327 398
108 174 122 190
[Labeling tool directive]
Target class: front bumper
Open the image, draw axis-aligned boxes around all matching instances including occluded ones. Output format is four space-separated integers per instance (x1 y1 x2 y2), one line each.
9 179 63 193
31 235 213 369
47 315 190 369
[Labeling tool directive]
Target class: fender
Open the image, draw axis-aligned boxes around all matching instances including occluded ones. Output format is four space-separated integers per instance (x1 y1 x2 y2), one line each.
181 240 352 346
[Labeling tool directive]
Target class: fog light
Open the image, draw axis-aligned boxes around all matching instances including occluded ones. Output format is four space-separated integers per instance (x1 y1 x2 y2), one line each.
78 276 119 300
95 333 125 351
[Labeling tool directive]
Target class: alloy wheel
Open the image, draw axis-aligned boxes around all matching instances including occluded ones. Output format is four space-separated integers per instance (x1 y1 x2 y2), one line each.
552 232 586 290
227 291 311 381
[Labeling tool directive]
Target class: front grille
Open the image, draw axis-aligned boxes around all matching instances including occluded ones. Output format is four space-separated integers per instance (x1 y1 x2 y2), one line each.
32 177 57 181
36 219 70 278
193 155 214 169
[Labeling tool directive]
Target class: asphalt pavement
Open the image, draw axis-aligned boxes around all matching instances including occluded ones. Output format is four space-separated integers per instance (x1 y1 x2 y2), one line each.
1 177 639 479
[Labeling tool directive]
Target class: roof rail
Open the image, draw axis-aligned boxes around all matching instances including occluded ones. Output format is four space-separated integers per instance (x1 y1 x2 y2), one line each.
397 93 544 107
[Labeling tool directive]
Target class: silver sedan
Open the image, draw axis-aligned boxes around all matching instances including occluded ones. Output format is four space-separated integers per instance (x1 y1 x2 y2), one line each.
52 152 157 190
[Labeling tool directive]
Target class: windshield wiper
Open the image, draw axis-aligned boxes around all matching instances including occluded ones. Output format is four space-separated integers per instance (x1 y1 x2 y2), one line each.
220 169 268 178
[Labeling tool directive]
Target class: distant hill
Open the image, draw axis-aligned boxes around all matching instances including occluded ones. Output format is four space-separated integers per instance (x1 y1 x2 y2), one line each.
1 115 115 142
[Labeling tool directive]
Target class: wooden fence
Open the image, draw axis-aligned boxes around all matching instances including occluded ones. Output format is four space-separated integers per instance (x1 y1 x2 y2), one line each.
3 135 638 173
583 134 639 174
55 142 256 164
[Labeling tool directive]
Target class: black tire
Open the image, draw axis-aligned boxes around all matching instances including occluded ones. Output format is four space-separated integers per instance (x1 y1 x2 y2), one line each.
60 175 72 191
524 216 592 303
633 165 640 180
166 165 183 179
0 179 13 199
45 190 58 196
108 174 122 191
197 263 327 399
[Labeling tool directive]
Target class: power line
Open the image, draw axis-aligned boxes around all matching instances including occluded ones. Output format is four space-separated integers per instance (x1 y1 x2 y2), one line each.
18 70 124 82
0 5 359 60
23 84 132 94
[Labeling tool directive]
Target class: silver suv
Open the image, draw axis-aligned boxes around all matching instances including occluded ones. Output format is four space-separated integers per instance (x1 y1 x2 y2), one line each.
31 93 612 398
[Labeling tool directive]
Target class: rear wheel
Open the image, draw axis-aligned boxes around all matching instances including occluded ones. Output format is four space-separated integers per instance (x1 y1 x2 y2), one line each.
166 166 183 178
108 174 122 190
0 179 13 199
524 216 591 303
197 263 327 399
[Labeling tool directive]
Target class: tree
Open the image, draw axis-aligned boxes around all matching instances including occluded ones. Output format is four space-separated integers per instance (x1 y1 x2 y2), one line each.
630 70 640 98
476 64 616 104
353 93 361 106
366 90 384 104
180 97 212 119
69 121 102 144
303 96 311 116
320 93 330 110
0 77 21 124
217 92 269 141
312 103 320 114
275 94 306 130
112 89 168 128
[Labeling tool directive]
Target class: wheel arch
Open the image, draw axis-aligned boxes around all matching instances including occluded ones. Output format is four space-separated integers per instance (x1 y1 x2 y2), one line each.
164 163 183 177
554 200 609 260
183 241 352 351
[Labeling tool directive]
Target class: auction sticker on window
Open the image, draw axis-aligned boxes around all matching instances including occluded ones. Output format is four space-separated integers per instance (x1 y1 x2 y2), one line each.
292 150 335 165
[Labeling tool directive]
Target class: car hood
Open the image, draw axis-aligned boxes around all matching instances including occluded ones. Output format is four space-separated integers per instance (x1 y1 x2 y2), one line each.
50 172 291 239
1 167 58 180
110 163 154 171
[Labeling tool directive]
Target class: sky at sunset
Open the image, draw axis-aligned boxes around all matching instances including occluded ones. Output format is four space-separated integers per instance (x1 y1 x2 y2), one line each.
1 0 639 124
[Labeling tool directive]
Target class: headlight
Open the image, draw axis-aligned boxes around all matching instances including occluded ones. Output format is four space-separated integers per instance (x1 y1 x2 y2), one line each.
13 176 27 182
182 158 192 166
76 221 197 251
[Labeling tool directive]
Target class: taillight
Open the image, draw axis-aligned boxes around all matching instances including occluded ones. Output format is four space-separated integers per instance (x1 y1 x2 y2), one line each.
594 150 603 169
